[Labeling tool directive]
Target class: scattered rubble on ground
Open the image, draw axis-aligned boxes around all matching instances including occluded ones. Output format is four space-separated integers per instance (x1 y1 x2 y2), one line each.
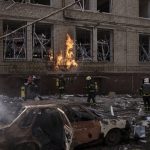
0 94 150 149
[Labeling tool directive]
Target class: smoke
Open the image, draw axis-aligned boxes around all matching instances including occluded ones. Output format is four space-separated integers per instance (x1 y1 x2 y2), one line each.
0 95 22 125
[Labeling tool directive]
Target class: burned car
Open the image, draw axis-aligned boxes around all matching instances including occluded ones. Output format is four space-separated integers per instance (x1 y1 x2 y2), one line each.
0 103 73 150
60 104 131 147
0 100 130 150
60 104 102 147
88 107 131 146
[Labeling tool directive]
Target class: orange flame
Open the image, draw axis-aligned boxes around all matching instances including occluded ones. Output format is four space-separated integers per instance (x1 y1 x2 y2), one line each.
55 50 64 70
55 34 78 70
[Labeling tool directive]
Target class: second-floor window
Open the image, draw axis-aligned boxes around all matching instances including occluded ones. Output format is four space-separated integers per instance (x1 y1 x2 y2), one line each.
32 23 53 60
97 29 113 62
97 0 111 13
3 20 27 59
139 34 150 62
139 0 150 18
75 0 89 10
75 27 92 61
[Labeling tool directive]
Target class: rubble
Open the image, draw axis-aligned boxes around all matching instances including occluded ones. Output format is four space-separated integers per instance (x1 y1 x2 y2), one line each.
0 94 150 149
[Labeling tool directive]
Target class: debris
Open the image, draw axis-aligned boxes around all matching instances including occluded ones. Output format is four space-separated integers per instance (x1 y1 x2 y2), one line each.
110 105 115 116
108 91 116 97
134 125 146 138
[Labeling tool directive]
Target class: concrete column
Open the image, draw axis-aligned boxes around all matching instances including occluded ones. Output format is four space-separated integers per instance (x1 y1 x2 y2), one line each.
26 22 32 61
89 0 97 11
126 31 139 66
53 24 75 56
0 20 3 61
112 0 126 16
113 30 127 66
126 0 139 17
93 27 97 62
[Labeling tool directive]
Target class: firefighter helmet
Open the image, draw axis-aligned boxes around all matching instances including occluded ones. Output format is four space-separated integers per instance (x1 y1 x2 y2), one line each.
86 76 92 80
144 78 149 83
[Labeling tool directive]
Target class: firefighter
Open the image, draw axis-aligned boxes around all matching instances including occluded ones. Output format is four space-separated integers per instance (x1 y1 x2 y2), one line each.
24 75 39 100
139 78 150 111
56 76 65 99
86 76 96 104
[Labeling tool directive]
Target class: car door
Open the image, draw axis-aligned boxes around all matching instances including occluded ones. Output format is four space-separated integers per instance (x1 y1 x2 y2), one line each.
57 108 73 150
63 105 101 145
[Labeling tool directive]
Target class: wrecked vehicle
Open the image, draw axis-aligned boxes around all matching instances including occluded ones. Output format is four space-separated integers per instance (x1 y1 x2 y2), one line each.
0 103 73 150
60 104 102 147
86 107 131 146
60 104 131 147
0 100 131 149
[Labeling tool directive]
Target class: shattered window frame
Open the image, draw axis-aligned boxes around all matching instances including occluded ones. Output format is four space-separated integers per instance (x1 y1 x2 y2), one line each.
97 0 111 13
30 0 51 6
97 28 113 62
75 26 92 62
32 23 53 61
139 33 150 62
3 20 27 60
74 0 90 10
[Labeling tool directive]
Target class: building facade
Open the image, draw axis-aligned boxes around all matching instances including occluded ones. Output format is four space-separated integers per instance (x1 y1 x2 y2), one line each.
0 0 150 96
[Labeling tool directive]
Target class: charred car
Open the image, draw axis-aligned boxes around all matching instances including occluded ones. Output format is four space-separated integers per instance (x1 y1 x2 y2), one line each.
60 104 131 147
0 101 130 150
0 103 73 150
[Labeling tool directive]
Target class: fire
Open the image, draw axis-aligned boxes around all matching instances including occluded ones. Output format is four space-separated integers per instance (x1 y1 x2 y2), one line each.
55 50 64 70
55 34 78 70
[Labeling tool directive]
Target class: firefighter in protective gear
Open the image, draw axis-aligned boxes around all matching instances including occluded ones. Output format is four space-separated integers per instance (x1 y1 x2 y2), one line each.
24 75 39 100
86 76 96 103
56 76 65 99
139 78 150 111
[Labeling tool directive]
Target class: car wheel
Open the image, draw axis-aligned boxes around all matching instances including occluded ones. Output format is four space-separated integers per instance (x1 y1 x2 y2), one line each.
15 143 39 150
105 129 121 146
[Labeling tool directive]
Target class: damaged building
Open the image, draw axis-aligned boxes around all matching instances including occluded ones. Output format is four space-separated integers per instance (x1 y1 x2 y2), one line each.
0 0 150 96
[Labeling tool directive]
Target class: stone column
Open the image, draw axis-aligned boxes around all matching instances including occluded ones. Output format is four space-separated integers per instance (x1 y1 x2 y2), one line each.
93 27 97 62
26 22 32 61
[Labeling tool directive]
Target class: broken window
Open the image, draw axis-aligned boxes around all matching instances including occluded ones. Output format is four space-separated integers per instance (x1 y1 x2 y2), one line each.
3 20 26 59
97 29 112 62
30 0 51 6
63 106 95 122
32 23 53 60
139 34 150 62
75 27 92 61
32 108 65 149
97 0 111 13
139 0 150 18
75 0 90 10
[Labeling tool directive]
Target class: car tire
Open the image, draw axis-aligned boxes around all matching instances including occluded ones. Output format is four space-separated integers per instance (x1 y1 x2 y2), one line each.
15 143 39 150
105 128 121 146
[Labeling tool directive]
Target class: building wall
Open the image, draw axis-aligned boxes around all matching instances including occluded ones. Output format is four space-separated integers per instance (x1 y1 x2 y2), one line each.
0 0 150 96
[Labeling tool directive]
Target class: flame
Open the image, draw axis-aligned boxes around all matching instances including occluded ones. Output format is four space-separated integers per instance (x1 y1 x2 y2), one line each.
55 34 78 70
55 50 64 70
